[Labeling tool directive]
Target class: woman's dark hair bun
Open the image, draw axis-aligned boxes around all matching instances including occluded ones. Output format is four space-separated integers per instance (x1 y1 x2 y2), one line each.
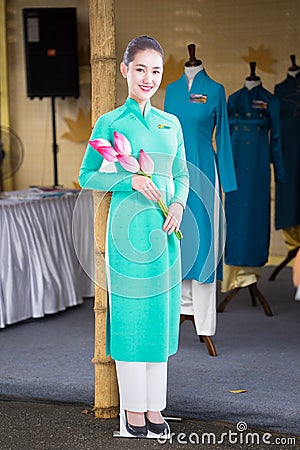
123 35 164 66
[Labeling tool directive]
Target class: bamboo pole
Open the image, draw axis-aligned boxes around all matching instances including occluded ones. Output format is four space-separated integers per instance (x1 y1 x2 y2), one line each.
0 0 13 191
89 0 119 419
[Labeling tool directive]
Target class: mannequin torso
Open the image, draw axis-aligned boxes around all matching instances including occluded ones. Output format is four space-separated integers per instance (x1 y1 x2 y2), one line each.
287 54 300 78
288 68 300 78
245 62 261 90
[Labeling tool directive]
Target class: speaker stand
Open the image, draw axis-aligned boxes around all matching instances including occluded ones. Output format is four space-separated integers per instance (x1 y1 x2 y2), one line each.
51 96 59 187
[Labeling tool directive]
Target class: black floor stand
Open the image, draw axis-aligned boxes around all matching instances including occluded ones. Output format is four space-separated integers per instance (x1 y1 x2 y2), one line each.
51 97 59 187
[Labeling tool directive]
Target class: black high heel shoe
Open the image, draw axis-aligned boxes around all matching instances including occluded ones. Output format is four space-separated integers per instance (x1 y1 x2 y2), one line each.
124 410 148 437
145 413 170 436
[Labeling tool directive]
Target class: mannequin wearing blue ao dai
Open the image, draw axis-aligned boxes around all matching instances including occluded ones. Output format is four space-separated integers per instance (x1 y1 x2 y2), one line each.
165 66 237 335
274 72 300 230
221 79 264 292
225 82 286 267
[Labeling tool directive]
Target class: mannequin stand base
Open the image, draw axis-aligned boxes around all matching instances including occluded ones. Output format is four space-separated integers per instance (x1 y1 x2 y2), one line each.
180 314 217 356
113 430 161 439
269 247 299 281
217 282 273 316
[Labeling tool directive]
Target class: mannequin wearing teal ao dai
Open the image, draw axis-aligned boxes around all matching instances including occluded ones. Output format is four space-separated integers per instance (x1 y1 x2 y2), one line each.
165 68 237 284
164 67 236 336
79 98 189 362
225 83 286 267
274 72 300 230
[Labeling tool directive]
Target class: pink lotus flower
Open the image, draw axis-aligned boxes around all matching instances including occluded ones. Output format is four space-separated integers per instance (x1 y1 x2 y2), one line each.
118 155 140 172
114 131 132 156
89 133 140 172
88 132 183 240
139 149 154 176
88 138 118 162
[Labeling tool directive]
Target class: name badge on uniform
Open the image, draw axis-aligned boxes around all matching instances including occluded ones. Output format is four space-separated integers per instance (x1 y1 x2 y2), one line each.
252 100 268 110
189 93 207 103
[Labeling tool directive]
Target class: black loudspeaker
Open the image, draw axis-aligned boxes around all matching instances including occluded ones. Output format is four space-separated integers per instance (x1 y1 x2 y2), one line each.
23 8 80 99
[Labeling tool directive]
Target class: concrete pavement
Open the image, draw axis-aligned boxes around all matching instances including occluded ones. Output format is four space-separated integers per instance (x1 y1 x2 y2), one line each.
0 399 299 450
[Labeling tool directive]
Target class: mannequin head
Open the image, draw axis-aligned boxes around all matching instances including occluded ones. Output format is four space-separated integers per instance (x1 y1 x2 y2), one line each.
120 36 164 112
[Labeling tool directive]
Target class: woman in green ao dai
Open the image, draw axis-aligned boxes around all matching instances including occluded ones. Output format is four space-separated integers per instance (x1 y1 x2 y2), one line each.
79 36 189 438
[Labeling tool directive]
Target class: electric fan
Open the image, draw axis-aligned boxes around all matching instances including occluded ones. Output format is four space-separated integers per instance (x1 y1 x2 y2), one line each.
0 125 24 191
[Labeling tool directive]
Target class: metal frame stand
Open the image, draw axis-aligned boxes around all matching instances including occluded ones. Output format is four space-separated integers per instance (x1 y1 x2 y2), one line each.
51 96 59 187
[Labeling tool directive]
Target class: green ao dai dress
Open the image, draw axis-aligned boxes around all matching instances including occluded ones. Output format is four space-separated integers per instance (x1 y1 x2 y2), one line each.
79 98 189 362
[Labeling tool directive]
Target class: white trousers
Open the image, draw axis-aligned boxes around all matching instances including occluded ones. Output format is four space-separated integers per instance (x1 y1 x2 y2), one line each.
115 361 167 412
181 279 216 336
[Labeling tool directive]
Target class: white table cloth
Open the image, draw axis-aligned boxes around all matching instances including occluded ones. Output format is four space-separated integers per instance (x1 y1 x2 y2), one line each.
0 189 94 328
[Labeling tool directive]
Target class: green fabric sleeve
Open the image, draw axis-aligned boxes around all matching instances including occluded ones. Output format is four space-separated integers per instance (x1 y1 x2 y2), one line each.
78 114 133 192
170 120 190 208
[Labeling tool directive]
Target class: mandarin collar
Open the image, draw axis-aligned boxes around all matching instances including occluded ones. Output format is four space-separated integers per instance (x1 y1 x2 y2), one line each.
182 68 206 89
242 83 262 94
287 73 299 84
125 97 152 121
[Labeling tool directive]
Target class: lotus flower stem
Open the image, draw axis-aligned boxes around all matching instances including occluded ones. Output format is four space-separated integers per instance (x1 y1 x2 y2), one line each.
138 170 151 178
138 170 183 240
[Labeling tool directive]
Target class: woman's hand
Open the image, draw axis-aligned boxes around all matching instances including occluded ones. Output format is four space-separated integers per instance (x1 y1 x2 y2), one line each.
132 174 161 202
293 248 300 287
162 202 184 235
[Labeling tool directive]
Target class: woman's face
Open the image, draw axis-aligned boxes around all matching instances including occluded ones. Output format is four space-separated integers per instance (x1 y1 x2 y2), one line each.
120 49 163 108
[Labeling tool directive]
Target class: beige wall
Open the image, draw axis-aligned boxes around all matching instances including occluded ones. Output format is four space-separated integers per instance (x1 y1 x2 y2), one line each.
114 0 299 257
6 0 300 255
115 0 300 106
6 0 90 189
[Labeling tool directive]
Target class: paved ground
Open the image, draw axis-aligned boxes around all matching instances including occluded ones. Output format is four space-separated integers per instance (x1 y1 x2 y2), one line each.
1 267 299 436
1 267 299 448
0 399 299 450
